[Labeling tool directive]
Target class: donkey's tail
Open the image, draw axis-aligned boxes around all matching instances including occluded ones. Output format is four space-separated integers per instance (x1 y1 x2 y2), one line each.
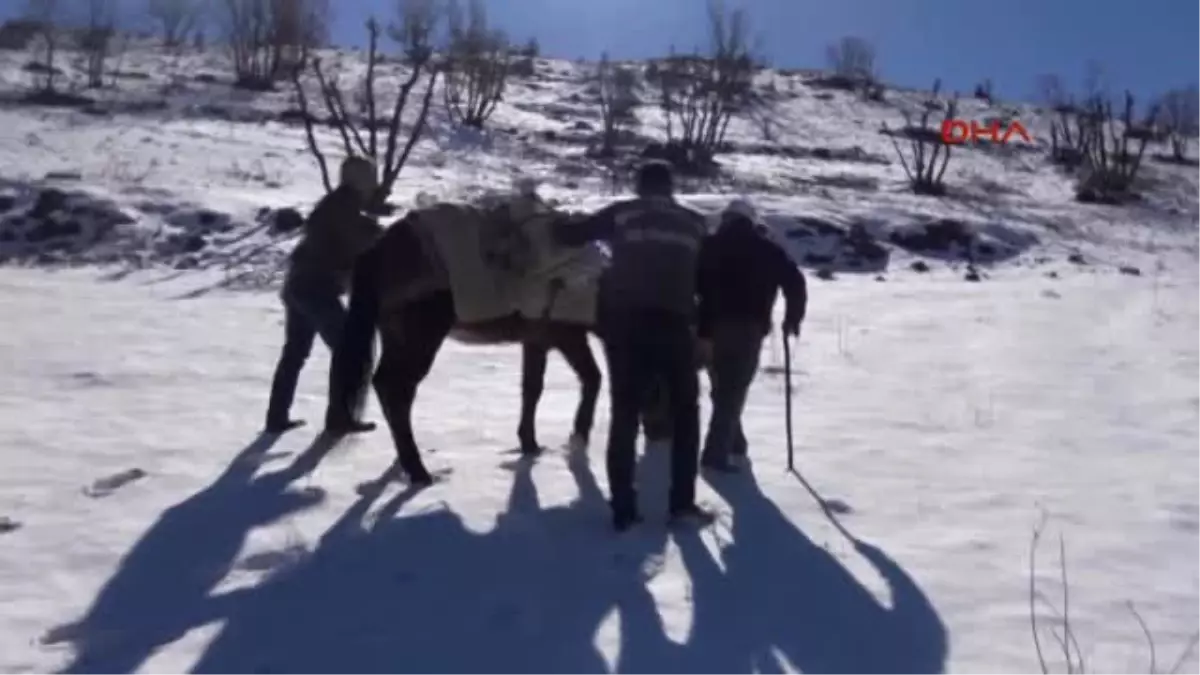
326 243 383 427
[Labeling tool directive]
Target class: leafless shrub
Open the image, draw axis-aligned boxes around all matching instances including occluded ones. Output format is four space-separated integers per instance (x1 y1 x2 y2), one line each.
509 55 535 78
881 78 958 196
593 53 639 157
747 87 785 142
442 0 510 129
1036 74 1095 167
23 0 62 92
221 0 329 90
289 3 440 212
975 78 993 103
645 0 762 174
1074 91 1158 205
1153 86 1199 163
0 18 45 50
826 35 875 83
77 0 116 88
147 0 204 49
508 35 537 77
105 29 134 87
1029 513 1199 674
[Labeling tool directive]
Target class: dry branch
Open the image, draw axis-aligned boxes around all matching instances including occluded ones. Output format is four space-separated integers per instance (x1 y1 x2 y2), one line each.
442 0 509 129
1030 514 1200 674
289 10 440 211
882 78 957 196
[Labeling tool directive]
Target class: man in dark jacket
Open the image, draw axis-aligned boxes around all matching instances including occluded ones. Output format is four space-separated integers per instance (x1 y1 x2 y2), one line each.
555 160 713 531
696 199 807 472
264 156 384 434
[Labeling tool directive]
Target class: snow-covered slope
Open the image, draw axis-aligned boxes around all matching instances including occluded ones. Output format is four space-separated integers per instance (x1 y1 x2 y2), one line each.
1 40 1196 280
0 40 1196 673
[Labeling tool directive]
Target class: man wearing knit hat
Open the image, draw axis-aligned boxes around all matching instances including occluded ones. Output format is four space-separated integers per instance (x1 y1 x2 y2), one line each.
696 198 808 472
555 160 713 531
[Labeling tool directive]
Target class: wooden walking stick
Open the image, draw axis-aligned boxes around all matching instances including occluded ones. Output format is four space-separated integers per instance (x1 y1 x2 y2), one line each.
783 329 794 472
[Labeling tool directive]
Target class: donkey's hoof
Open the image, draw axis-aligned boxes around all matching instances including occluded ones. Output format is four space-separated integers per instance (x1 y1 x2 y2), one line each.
404 467 435 486
517 428 542 456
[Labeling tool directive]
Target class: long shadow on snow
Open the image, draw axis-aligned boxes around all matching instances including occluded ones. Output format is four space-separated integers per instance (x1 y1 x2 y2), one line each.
665 464 948 673
42 432 335 673
190 442 674 673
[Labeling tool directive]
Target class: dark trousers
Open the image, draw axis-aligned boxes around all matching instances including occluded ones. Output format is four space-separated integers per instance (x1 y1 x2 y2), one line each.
702 320 764 463
265 277 366 425
601 308 700 516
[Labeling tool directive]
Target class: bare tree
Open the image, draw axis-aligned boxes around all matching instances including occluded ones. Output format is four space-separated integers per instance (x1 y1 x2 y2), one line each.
442 0 510 129
1035 73 1098 167
1034 73 1067 109
274 0 329 74
1075 91 1158 204
24 0 62 92
1081 59 1107 101
78 0 117 88
826 35 875 83
646 0 761 172
290 2 441 211
221 0 328 89
148 0 204 49
881 78 958 196
222 0 275 87
1154 86 1199 163
594 52 639 156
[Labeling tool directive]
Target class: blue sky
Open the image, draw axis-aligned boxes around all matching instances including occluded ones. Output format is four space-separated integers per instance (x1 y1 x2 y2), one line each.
321 0 1199 103
6 0 1196 104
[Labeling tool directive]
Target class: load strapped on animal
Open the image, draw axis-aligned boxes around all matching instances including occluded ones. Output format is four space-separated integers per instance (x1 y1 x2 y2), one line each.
403 181 608 341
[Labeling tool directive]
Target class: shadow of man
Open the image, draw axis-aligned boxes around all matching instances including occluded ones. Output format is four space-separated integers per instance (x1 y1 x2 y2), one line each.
516 441 680 673
189 459 446 673
42 432 335 674
190 440 679 673
670 463 949 674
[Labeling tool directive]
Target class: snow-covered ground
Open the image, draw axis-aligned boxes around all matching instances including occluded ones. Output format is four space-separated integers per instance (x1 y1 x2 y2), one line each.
0 39 1196 673
1 266 1195 673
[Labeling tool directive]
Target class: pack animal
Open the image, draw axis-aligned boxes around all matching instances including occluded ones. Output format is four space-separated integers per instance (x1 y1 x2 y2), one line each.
327 194 611 484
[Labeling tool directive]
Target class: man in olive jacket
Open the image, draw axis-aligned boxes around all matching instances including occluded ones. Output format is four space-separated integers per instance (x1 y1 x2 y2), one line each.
264 156 384 434
555 160 713 532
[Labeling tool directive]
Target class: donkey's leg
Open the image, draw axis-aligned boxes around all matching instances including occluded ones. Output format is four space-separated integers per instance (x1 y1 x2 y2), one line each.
517 341 549 456
373 294 454 485
555 326 603 446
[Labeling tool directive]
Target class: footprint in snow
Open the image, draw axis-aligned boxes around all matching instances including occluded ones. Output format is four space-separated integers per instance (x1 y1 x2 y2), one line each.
0 516 20 534
823 498 854 515
83 468 147 498
1166 503 1199 533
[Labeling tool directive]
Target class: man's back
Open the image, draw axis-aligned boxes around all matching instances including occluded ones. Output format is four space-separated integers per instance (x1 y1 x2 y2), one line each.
564 195 708 318
288 186 383 291
697 218 806 336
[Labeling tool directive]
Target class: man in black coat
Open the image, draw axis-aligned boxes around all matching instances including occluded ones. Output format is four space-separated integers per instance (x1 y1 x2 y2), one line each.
696 199 808 472
264 156 383 435
555 160 713 531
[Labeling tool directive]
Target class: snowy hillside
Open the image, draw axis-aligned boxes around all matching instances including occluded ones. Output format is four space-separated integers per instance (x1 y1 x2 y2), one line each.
0 38 1196 673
